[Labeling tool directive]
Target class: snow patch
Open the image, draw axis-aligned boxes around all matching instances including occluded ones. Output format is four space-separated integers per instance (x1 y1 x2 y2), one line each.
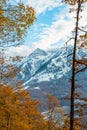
24 86 29 90
34 86 40 90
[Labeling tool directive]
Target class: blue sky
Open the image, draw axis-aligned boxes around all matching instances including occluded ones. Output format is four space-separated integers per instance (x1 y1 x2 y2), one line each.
6 0 87 57
24 4 67 45
24 2 70 47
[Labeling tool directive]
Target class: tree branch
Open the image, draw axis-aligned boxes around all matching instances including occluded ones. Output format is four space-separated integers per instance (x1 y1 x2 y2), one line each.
75 59 87 66
65 37 74 45
75 66 87 75
78 27 87 33
67 53 73 57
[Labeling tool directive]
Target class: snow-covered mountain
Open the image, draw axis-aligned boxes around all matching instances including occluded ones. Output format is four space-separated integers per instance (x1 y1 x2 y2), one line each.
18 45 87 88
17 45 87 109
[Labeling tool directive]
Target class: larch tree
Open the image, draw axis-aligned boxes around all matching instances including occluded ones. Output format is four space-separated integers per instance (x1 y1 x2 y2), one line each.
0 84 47 130
62 0 87 130
45 94 65 130
0 0 36 84
0 0 35 47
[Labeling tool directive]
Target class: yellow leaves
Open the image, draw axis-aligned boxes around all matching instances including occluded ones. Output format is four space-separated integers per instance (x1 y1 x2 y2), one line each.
17 27 22 38
63 0 78 5
0 85 86 130
46 93 60 109
5 66 18 78
8 21 15 27
0 1 36 46
75 59 87 66
0 85 46 130
0 0 6 4
80 33 87 39
62 118 81 130
0 6 3 14
63 0 87 5
80 40 87 49
19 3 25 10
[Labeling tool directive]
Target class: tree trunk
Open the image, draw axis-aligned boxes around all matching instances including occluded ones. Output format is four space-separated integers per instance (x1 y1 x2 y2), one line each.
70 0 81 130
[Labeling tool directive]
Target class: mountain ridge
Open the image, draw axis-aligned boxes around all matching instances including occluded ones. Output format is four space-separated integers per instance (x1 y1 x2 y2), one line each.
18 45 87 88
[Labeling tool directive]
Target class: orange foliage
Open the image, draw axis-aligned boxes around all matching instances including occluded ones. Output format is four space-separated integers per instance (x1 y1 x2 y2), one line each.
0 0 36 46
0 85 46 130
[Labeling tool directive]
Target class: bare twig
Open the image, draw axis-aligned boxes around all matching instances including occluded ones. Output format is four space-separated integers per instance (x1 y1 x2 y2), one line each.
67 53 73 57
65 37 74 45
78 27 87 33
75 66 87 75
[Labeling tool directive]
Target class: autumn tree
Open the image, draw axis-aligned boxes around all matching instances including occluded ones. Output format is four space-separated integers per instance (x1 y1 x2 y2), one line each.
0 0 35 47
43 94 65 130
0 84 47 130
63 0 87 130
0 0 36 84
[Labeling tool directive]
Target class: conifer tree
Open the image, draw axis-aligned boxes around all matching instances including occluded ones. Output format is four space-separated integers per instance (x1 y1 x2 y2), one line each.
62 0 87 130
0 84 47 130
0 0 36 84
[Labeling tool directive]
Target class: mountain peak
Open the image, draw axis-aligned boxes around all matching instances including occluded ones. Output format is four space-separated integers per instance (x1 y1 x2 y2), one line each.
18 45 87 88
29 48 47 58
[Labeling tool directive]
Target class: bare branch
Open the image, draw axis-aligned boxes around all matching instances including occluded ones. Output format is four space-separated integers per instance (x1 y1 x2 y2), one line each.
67 53 73 57
75 66 87 75
65 37 74 45
78 27 87 33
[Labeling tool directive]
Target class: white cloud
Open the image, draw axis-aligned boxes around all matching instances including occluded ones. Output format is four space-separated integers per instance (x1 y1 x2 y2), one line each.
5 1 87 57
31 21 74 50
29 3 87 50
29 7 74 50
26 0 62 14
5 45 32 57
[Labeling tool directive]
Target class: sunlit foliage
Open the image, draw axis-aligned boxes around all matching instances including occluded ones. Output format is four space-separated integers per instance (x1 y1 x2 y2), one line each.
0 0 36 47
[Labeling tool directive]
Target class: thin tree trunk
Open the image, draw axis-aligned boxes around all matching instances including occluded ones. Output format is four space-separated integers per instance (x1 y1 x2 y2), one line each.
7 113 11 130
70 0 81 130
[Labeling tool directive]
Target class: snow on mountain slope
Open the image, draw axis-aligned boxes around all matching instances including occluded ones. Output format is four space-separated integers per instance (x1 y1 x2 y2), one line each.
18 45 87 89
